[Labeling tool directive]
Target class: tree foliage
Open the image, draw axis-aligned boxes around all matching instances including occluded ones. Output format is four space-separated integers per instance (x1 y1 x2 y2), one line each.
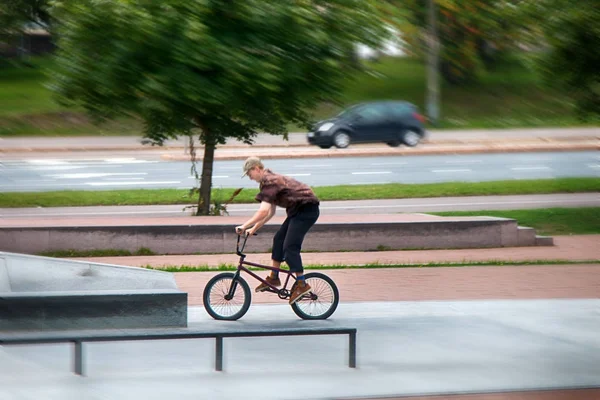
534 0 600 118
400 0 525 84
50 0 386 214
0 0 51 39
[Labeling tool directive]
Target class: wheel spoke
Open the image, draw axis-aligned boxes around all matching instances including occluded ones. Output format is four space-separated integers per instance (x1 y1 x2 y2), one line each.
205 276 249 319
295 276 336 318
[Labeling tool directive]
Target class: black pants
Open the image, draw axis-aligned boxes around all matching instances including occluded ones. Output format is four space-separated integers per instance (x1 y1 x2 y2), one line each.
272 203 320 273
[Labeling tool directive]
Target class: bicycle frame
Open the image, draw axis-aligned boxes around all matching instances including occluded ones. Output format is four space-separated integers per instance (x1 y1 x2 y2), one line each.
226 235 297 300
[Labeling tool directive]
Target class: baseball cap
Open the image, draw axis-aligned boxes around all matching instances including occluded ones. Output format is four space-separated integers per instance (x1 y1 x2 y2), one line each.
242 156 264 177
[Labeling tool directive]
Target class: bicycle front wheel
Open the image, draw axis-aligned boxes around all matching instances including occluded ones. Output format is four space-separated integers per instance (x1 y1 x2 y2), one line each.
291 272 339 320
203 272 251 320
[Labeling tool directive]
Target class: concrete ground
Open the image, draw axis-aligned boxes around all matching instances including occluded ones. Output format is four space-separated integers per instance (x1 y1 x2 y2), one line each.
2 240 599 400
2 298 600 400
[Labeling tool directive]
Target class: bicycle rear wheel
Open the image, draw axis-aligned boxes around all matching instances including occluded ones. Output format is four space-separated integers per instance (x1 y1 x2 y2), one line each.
291 272 339 320
203 272 251 320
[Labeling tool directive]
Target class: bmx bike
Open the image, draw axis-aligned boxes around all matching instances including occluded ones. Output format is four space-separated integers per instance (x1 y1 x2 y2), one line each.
203 235 340 321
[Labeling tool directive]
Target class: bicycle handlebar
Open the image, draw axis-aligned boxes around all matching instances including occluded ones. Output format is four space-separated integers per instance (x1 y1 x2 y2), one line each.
236 233 256 256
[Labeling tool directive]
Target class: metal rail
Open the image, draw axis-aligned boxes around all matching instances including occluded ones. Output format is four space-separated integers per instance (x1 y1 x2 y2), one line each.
1 327 357 375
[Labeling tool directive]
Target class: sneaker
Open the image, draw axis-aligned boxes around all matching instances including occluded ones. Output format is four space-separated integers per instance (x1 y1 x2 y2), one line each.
289 280 312 305
255 275 281 293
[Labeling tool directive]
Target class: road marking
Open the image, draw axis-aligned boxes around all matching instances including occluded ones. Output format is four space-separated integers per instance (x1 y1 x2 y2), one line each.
511 166 551 171
23 158 158 165
45 172 147 179
27 159 69 165
431 169 472 173
444 160 482 164
192 175 230 179
29 166 86 171
104 177 146 181
293 164 332 168
6 179 57 184
351 171 392 175
587 164 600 169
103 158 156 164
85 181 181 186
370 162 407 166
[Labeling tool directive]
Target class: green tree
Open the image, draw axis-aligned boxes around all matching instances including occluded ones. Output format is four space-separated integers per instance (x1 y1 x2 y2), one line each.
50 0 386 214
1 0 51 37
534 0 600 118
400 0 524 84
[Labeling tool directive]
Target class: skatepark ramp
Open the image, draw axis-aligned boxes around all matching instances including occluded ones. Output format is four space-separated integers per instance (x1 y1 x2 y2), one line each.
0 252 187 331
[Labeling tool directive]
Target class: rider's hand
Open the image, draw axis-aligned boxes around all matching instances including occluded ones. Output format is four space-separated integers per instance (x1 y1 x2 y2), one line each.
235 225 246 236
247 225 259 236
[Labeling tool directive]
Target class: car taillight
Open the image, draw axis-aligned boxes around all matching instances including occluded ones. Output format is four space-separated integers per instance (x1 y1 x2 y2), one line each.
413 112 426 123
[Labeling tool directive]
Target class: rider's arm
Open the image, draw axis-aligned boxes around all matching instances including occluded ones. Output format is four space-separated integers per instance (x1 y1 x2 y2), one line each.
255 203 276 228
246 203 276 234
238 201 272 232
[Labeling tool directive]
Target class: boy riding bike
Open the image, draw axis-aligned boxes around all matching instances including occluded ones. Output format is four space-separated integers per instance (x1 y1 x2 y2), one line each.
235 157 320 305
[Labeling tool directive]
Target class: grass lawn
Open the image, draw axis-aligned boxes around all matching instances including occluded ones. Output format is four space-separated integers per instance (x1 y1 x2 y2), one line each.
432 207 600 236
146 259 600 272
0 178 598 208
1 56 595 137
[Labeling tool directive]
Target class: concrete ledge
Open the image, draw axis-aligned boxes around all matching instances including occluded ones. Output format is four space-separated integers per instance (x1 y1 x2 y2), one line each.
0 252 188 331
0 215 545 255
0 290 187 331
535 236 555 246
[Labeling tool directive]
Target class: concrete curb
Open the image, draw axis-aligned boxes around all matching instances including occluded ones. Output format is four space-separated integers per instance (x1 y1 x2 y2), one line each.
1 137 597 155
161 141 599 161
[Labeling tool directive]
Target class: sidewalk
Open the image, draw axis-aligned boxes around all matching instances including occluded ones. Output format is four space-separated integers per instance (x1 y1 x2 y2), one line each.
73 235 600 269
1 128 598 160
72 235 600 306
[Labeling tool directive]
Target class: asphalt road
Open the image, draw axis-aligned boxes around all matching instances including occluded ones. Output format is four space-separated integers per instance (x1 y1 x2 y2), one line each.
0 151 598 192
1 193 598 219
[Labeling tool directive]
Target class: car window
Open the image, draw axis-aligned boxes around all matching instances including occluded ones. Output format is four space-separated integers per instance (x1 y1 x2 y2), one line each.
387 103 413 119
356 104 388 122
337 104 363 118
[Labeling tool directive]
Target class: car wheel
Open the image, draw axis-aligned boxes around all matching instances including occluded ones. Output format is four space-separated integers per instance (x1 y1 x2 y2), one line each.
386 141 401 147
333 132 351 149
319 145 332 149
402 129 422 147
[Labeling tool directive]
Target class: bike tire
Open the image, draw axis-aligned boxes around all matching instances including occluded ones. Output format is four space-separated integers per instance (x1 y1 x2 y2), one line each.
291 272 339 320
203 272 251 321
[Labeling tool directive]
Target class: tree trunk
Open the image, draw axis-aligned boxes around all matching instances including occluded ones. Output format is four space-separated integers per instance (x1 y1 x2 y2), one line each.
196 138 216 216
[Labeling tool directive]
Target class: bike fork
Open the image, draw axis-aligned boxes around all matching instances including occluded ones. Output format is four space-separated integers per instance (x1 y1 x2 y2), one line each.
225 270 242 300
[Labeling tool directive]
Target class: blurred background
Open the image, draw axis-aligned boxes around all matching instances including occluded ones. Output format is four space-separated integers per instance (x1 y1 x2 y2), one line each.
1 0 598 136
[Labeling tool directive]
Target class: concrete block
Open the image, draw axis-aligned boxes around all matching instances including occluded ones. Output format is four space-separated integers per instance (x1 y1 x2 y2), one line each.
517 227 537 246
0 289 187 331
0 214 553 255
535 236 555 246
3 253 179 292
0 252 188 331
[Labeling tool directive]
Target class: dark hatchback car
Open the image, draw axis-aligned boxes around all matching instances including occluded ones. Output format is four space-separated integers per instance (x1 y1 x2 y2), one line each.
307 101 426 149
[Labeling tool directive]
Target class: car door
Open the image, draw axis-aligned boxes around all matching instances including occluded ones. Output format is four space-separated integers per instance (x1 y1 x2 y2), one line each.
349 104 394 143
386 103 411 134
